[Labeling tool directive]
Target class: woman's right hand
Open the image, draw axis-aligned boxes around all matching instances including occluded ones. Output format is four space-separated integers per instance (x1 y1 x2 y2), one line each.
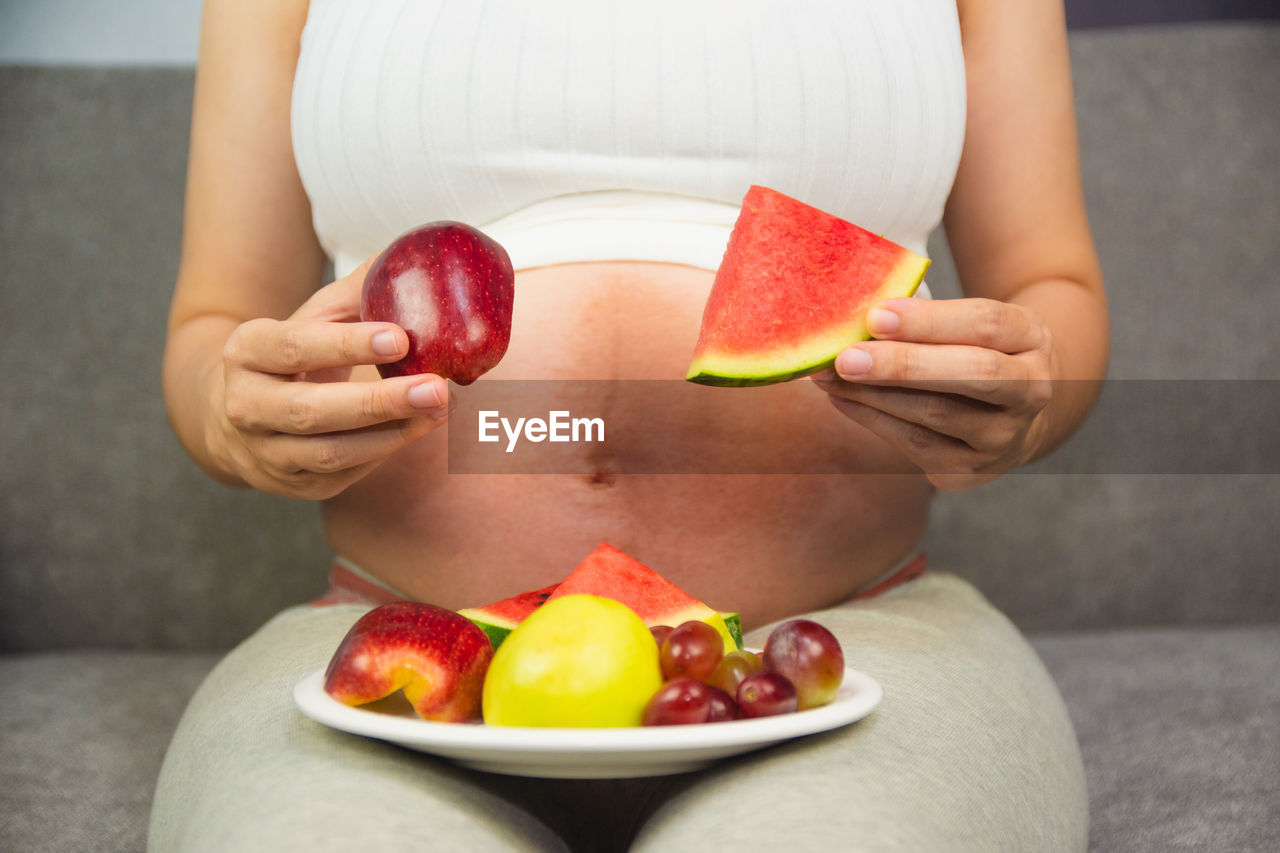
212 266 453 500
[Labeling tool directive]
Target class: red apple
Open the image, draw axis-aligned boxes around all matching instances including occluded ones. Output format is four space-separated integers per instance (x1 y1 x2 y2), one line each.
324 602 494 722
761 619 844 710
361 221 514 385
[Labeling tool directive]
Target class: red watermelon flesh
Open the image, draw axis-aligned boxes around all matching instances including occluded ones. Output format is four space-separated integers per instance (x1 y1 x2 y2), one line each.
686 185 930 386
549 544 707 619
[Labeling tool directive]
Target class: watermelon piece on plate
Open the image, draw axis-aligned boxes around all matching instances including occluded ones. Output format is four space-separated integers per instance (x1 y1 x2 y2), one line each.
458 544 743 652
458 584 558 649
548 544 743 654
686 185 930 386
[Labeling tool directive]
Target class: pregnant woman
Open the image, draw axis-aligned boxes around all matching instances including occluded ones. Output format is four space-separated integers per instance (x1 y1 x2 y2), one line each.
152 1 1108 850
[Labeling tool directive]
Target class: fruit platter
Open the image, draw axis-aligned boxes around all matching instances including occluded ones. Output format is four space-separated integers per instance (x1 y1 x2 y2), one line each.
294 544 882 778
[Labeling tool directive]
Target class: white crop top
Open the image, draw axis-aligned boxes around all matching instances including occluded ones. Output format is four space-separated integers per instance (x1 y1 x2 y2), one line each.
291 0 966 282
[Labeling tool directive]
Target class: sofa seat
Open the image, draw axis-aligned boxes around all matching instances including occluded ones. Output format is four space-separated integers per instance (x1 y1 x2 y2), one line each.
4 627 1277 853
1033 625 1280 852
0 651 220 853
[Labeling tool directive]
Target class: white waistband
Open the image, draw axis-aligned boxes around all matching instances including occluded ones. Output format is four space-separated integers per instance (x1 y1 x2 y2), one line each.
331 555 412 599
851 550 925 598
478 190 739 273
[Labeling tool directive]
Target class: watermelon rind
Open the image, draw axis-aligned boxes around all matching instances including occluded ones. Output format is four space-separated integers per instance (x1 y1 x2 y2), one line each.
686 252 930 387
722 612 743 650
461 618 516 650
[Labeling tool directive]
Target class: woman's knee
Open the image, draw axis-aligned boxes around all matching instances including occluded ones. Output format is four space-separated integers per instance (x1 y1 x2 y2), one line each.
149 605 565 852
635 574 1087 851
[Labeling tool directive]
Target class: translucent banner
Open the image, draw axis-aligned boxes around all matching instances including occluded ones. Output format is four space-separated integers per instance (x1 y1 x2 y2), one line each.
444 379 1280 475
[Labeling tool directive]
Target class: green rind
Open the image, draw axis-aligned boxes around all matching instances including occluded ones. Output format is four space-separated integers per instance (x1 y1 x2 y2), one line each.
462 618 513 650
687 255 929 387
686 358 838 388
723 613 744 650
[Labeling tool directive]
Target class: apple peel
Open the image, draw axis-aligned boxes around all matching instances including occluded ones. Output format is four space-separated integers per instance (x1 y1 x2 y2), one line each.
360 221 515 385
324 602 494 723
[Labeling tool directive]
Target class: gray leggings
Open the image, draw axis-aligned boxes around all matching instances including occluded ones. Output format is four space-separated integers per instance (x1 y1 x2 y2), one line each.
149 573 1087 852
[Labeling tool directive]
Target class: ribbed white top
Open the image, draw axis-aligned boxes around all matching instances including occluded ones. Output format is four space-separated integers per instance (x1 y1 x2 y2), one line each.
291 0 966 278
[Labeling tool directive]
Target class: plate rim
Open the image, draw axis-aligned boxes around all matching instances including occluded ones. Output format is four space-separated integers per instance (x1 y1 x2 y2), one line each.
293 664 881 758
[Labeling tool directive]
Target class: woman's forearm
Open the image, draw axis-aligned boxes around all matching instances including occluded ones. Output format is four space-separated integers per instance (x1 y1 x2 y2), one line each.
1008 275 1110 465
162 313 247 488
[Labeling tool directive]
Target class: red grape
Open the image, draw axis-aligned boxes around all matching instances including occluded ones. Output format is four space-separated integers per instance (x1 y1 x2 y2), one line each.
705 649 764 695
762 619 844 710
650 625 674 647
736 672 798 718
705 686 740 722
642 679 712 726
659 621 724 681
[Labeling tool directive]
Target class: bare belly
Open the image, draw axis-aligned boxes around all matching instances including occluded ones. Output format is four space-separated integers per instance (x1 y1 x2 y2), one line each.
323 262 934 630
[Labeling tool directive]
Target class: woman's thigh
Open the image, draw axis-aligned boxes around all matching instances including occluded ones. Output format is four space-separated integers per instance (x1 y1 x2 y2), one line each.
147 604 579 852
633 573 1088 852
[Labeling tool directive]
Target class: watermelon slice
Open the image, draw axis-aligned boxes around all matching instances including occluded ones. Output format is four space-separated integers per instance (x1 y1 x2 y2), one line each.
458 544 743 652
457 584 557 649
686 185 930 386
547 544 742 653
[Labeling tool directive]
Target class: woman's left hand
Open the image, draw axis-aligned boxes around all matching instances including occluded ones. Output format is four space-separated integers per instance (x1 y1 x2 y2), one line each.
813 297 1056 491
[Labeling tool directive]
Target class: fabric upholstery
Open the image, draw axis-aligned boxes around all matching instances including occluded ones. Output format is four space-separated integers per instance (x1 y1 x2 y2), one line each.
1033 625 1280 852
0 651 219 853
0 66 330 653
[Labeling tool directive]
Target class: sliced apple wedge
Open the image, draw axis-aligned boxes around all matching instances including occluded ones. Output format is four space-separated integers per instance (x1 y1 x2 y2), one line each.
324 602 493 722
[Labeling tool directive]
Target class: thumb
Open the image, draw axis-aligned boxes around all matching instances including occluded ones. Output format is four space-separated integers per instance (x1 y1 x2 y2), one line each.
293 254 378 323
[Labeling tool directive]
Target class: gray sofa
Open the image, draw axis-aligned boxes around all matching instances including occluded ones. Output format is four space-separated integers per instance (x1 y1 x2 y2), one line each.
2 23 1277 852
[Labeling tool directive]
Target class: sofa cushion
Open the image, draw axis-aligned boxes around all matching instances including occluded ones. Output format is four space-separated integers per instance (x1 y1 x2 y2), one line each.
0 650 219 853
1033 624 1280 852
0 67 332 654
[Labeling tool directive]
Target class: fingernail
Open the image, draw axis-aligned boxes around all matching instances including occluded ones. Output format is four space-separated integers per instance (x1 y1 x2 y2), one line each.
371 330 402 357
407 379 445 409
432 393 458 421
867 307 899 336
837 348 872 378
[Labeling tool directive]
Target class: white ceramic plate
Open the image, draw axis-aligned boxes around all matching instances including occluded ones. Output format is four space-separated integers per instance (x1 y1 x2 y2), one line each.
293 665 881 778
